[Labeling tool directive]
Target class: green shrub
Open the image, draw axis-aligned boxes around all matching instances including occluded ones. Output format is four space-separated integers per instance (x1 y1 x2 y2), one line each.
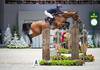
59 48 70 54
51 60 59 65
80 54 95 62
39 60 84 66
74 60 84 66
59 48 82 54
40 54 94 66
51 54 95 62
39 60 51 65
51 55 71 60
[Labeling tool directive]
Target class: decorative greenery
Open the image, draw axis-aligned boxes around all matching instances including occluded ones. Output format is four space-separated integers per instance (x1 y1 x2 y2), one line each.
80 54 95 62
51 55 71 60
40 54 94 66
12 24 20 38
39 60 50 65
3 25 12 45
59 48 71 54
39 60 84 66
87 35 100 48
6 45 29 49
6 32 29 49
59 48 82 54
51 55 95 62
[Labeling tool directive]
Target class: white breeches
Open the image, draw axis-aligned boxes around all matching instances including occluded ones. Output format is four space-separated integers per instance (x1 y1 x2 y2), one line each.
44 10 53 18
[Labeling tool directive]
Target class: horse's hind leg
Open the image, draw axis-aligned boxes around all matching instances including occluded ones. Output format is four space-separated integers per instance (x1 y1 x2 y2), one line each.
27 34 33 47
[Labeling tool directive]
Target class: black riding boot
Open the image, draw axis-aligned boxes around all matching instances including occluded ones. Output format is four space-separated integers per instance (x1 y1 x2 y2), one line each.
45 17 55 29
49 18 55 25
50 18 56 29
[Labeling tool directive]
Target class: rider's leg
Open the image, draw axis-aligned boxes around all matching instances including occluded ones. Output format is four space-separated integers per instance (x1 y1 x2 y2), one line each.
49 17 55 24
44 10 54 24
44 11 54 25
44 10 55 29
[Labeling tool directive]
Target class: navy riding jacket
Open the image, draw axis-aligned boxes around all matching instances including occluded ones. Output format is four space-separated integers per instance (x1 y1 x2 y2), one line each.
47 7 62 14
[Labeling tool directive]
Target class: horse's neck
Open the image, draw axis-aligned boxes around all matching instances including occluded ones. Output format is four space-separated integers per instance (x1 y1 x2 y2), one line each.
63 11 76 18
64 14 73 18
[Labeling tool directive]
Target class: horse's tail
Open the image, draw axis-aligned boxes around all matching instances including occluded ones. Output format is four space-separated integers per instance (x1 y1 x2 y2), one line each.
22 23 32 45
22 23 32 34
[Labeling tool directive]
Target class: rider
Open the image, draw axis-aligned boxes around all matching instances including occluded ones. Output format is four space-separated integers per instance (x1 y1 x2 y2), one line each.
44 4 63 25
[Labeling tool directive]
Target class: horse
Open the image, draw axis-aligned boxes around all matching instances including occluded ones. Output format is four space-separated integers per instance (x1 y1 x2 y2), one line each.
22 11 81 46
